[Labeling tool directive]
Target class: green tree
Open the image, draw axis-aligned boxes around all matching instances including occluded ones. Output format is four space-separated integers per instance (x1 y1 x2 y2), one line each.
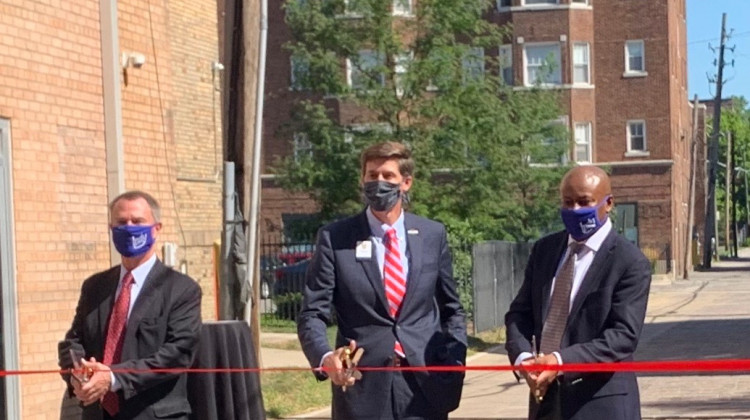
716 97 750 239
275 0 569 243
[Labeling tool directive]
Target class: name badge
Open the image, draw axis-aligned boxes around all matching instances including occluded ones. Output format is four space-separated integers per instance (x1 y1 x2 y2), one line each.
355 240 373 260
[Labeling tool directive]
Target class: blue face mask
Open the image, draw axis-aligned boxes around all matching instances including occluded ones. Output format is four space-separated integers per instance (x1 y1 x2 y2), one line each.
111 225 156 257
560 196 611 242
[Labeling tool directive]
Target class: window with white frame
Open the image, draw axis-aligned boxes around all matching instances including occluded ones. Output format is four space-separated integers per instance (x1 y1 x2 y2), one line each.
462 47 485 82
293 133 313 162
394 52 412 98
523 0 557 4
290 54 310 90
625 40 645 74
524 43 561 86
347 50 385 90
393 0 412 16
574 122 592 163
627 120 646 152
571 0 588 4
499 44 514 85
572 43 590 84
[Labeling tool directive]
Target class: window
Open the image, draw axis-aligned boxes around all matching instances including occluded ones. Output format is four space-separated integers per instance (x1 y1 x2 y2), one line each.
614 203 638 245
498 45 514 85
462 47 485 82
393 0 412 16
572 43 590 84
293 133 312 162
571 0 588 4
347 50 385 90
524 43 561 86
523 0 557 4
574 122 592 163
290 55 310 90
394 52 412 98
625 40 645 74
498 0 512 7
627 120 646 152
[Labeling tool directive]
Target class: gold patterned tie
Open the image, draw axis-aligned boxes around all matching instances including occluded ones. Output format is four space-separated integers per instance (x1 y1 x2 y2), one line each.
540 243 584 354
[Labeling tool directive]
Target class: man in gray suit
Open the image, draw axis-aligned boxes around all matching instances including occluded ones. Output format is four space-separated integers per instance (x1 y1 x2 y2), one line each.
298 141 467 420
505 166 651 420
59 191 202 420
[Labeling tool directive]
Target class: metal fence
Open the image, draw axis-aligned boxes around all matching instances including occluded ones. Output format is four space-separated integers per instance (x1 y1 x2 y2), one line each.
471 241 533 334
259 234 315 321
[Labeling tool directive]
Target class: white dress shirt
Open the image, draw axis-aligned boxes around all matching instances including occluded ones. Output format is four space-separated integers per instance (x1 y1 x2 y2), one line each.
110 253 157 390
514 218 613 366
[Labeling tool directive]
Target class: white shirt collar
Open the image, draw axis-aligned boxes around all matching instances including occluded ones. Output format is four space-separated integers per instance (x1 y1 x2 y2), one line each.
366 207 406 240
119 253 157 286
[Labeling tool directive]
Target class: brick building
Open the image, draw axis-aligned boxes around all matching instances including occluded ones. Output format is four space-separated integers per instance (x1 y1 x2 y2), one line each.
0 0 222 417
261 0 703 278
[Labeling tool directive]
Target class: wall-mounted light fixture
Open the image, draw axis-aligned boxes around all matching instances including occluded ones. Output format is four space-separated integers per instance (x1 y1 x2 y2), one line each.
121 52 146 86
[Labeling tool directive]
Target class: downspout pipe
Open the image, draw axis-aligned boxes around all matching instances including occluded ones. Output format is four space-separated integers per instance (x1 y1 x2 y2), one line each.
244 0 267 325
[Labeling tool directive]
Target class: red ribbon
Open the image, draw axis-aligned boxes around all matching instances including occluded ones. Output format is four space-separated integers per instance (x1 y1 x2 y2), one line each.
5 359 750 377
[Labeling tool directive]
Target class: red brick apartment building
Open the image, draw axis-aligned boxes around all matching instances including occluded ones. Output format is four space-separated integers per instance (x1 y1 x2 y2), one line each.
0 0 223 417
261 0 704 277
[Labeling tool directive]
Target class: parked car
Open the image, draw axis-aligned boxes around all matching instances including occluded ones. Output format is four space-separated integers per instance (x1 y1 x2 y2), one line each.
273 259 310 296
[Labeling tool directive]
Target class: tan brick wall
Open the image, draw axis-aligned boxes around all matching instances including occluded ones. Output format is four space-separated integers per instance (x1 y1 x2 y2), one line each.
0 0 221 416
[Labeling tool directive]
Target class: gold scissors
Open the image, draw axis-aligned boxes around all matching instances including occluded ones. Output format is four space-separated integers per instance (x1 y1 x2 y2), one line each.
531 335 543 403
341 347 364 392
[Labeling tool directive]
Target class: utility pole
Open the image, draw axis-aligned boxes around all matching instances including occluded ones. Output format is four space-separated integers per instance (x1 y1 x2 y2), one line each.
684 95 700 279
725 132 732 254
703 13 728 268
731 130 739 257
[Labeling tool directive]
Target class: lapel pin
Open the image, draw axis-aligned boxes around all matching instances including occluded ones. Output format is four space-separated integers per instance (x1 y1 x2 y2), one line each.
407 229 419 235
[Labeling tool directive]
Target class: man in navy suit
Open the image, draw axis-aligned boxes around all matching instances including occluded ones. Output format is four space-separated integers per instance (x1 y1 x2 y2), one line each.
298 141 467 420
505 165 651 420
59 191 202 420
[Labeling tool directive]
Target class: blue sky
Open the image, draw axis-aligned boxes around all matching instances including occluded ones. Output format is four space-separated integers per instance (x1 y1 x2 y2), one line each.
688 0 750 101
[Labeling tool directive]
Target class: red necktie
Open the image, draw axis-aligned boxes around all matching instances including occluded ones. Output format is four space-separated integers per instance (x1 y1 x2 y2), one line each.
384 228 406 355
101 271 134 416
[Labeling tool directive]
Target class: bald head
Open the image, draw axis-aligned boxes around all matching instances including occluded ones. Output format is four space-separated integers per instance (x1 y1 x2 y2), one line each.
560 165 614 217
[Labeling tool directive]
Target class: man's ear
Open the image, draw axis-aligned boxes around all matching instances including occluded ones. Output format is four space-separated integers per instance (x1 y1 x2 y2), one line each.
402 176 413 191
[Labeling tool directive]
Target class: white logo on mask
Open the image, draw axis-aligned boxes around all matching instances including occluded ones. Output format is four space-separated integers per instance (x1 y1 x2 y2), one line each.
131 232 148 249
580 217 597 234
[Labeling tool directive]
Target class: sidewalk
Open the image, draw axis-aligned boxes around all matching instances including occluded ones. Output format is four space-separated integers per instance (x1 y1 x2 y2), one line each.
266 248 750 419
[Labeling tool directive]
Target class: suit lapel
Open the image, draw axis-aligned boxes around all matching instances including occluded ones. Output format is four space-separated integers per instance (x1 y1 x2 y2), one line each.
569 230 616 317
354 212 391 315
98 269 120 340
541 233 569 321
126 260 166 333
400 213 422 313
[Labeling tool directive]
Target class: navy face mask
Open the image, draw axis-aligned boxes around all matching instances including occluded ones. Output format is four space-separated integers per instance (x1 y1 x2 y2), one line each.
560 196 611 242
111 225 156 257
362 180 402 212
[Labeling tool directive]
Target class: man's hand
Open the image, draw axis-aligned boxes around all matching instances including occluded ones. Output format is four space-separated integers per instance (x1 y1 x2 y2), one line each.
532 353 560 400
322 340 358 387
520 357 543 401
73 358 112 406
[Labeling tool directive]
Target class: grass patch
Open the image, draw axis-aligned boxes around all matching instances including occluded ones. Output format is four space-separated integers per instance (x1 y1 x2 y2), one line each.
467 327 505 356
262 371 330 419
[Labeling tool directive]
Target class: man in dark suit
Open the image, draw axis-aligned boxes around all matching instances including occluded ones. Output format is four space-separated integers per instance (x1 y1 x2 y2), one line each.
298 141 467 420
505 165 651 420
59 190 202 420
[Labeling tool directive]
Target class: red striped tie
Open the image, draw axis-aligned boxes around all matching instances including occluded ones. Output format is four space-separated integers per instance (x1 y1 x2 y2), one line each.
384 228 406 355
101 271 134 416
